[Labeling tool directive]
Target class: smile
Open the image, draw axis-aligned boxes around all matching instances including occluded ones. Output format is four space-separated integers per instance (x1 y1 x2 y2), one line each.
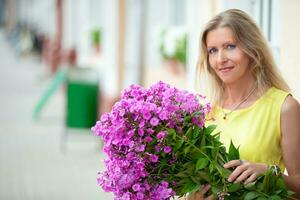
219 66 234 72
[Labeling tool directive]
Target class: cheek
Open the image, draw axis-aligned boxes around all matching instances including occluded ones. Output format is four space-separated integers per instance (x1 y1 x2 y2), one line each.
208 56 216 69
232 50 250 67
237 55 251 70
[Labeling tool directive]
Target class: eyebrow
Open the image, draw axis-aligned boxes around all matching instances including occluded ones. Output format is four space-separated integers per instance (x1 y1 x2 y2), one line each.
207 41 236 49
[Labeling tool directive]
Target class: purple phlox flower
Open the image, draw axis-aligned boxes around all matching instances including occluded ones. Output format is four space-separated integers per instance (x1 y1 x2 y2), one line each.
132 183 141 192
150 117 159 126
163 146 172 154
192 115 205 128
149 181 174 199
129 141 135 148
155 145 161 152
157 131 167 140
161 181 169 188
150 154 159 163
158 110 168 120
204 103 212 114
175 92 185 103
147 128 154 135
135 144 145 152
100 112 110 122
91 81 211 200
121 192 131 200
141 108 152 120
143 112 151 120
136 192 144 199
192 116 199 124
146 95 153 102
127 129 135 138
165 103 179 113
168 120 176 128
139 120 146 128
145 136 152 143
137 128 144 136
119 108 126 116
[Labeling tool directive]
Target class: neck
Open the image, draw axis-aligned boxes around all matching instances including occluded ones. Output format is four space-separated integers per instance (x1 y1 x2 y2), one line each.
223 80 257 106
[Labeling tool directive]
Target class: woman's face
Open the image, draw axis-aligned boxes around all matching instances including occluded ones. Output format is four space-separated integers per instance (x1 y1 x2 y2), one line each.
206 27 252 85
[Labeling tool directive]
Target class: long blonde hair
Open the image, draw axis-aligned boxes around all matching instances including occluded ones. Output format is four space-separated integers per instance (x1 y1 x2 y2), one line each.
197 9 289 105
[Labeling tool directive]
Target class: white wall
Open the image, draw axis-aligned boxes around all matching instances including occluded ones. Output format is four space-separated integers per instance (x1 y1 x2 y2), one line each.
281 0 300 100
17 0 55 35
186 0 221 92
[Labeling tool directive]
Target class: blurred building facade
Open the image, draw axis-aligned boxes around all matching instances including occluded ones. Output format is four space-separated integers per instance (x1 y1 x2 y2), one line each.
2 0 300 100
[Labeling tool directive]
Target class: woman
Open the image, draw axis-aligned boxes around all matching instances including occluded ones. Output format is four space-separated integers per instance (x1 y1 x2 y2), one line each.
190 9 300 199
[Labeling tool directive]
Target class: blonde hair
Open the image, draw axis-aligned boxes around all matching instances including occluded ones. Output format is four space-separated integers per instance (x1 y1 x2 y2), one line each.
197 9 290 105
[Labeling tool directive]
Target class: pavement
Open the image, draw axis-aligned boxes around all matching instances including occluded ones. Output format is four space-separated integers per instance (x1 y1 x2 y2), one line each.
0 29 114 200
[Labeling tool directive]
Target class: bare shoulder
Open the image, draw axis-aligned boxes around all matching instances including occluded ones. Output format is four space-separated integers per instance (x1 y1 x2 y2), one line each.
281 95 300 136
281 95 300 115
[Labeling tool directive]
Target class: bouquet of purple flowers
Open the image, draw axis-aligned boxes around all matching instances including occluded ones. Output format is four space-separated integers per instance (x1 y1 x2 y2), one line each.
92 81 293 200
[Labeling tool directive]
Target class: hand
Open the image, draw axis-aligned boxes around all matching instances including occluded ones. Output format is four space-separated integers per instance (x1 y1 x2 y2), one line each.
224 160 268 184
185 185 214 200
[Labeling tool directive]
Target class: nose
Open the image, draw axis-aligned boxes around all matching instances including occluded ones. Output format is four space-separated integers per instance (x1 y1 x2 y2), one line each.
217 50 228 65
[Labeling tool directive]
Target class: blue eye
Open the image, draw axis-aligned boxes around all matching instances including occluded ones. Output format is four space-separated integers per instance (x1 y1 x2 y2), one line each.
227 44 236 49
208 48 217 54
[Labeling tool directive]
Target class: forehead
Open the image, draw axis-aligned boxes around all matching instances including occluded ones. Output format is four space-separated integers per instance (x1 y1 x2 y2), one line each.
206 27 236 46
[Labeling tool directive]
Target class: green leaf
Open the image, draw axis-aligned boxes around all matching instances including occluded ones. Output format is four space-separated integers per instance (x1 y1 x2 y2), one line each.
173 139 184 152
275 177 286 189
227 183 242 192
197 171 211 182
216 165 231 178
201 145 215 149
228 140 240 160
211 185 222 195
256 197 268 200
244 191 260 200
193 126 200 139
167 128 177 140
269 195 281 200
204 125 217 135
184 145 191 154
181 181 198 194
196 157 209 170
175 171 188 178
190 175 200 184
287 190 296 196
212 131 220 139
244 181 256 190
184 115 192 123
209 161 216 173
262 172 271 193
200 130 206 154
211 146 219 158
186 127 193 140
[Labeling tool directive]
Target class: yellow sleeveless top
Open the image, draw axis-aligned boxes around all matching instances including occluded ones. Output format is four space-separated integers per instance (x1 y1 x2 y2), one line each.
207 87 289 170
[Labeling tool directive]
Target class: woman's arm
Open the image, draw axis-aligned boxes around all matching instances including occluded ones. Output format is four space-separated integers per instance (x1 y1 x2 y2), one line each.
280 95 300 197
223 95 300 197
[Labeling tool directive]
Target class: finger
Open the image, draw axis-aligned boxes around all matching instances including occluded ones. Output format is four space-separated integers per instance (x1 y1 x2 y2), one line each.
234 169 252 183
244 173 257 185
223 160 242 169
199 184 211 195
228 165 247 182
205 194 214 200
191 191 202 200
189 185 212 200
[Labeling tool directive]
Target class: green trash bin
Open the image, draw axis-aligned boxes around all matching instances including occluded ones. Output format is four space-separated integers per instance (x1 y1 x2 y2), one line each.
66 67 99 128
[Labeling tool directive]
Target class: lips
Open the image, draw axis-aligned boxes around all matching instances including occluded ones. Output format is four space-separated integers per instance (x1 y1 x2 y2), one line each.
219 66 234 72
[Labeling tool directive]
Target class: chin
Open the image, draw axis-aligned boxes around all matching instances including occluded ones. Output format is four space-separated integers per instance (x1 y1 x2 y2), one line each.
220 78 236 85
